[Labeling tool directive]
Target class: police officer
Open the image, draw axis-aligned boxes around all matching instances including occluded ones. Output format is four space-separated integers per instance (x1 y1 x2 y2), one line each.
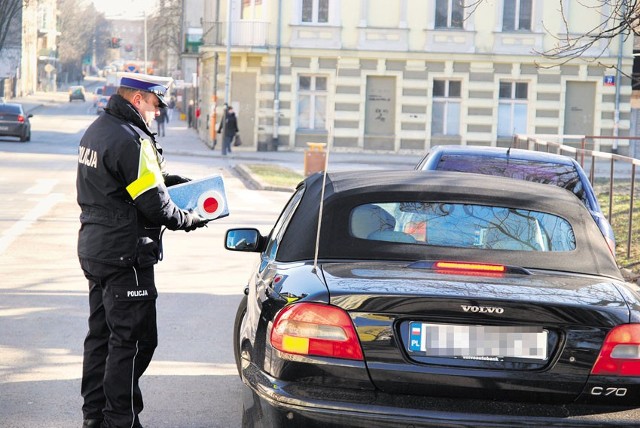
76 73 208 428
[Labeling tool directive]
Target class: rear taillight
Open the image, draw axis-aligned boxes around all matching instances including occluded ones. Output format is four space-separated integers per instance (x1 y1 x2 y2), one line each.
591 324 640 376
434 261 506 277
435 261 506 273
270 303 364 361
17 115 24 123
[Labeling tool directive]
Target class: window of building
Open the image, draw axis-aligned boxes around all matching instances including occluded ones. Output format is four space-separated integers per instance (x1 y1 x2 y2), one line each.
241 0 263 19
435 0 464 29
297 75 327 130
431 80 461 136
503 0 532 31
498 81 528 137
302 0 329 23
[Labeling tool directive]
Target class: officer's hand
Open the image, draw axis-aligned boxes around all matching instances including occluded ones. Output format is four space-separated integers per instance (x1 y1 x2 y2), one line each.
165 174 192 187
183 212 209 232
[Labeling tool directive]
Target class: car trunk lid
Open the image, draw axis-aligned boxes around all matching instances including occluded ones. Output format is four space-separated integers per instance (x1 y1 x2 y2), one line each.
323 261 630 403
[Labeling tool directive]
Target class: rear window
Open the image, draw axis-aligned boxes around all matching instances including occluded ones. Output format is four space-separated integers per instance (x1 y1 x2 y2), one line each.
350 202 575 252
436 154 585 202
104 86 117 96
0 104 21 114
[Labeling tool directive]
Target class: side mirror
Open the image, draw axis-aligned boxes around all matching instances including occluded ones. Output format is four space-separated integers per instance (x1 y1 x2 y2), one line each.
225 228 263 252
28 114 33 118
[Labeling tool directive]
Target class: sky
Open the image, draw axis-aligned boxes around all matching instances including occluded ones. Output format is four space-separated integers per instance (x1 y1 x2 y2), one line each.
91 0 158 18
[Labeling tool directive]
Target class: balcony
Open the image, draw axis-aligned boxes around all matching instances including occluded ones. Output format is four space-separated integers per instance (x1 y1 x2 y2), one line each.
202 21 269 48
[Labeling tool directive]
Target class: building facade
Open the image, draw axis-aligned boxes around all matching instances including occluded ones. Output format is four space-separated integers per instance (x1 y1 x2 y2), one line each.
197 0 634 153
37 0 59 92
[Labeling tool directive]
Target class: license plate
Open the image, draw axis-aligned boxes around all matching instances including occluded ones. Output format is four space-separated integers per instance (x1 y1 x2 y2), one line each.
408 322 548 360
0 126 8 131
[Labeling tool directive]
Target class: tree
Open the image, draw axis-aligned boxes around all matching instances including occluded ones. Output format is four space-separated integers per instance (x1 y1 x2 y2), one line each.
93 14 112 69
56 0 104 82
0 0 28 53
538 0 637 64
147 0 182 75
465 0 638 65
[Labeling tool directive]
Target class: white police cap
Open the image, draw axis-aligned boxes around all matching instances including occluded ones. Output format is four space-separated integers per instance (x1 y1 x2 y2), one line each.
119 72 173 108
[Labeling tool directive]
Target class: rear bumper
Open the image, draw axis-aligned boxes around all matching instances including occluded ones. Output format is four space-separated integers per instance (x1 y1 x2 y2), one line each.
0 124 26 138
242 362 640 427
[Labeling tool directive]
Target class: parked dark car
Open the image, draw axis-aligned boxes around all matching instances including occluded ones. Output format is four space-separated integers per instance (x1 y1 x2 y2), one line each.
68 85 86 102
226 170 640 427
0 103 32 142
416 145 616 255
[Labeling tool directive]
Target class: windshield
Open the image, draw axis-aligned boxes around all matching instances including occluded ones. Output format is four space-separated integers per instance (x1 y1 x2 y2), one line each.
436 154 586 204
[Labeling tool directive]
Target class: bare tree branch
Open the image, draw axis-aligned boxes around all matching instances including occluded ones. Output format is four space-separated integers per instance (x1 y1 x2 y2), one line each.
0 0 27 52
147 0 182 75
57 0 103 81
534 0 638 62
462 0 638 67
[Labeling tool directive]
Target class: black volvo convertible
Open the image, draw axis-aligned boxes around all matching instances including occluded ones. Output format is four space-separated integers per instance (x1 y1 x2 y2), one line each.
225 170 640 427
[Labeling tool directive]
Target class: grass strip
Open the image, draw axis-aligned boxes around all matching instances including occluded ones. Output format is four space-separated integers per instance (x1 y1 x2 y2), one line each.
244 164 304 188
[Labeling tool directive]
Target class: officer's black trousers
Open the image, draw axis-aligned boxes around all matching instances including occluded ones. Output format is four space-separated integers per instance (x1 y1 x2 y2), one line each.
80 259 158 428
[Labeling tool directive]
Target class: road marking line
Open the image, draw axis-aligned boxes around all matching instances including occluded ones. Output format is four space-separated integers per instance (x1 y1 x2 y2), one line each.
0 193 64 254
24 179 58 195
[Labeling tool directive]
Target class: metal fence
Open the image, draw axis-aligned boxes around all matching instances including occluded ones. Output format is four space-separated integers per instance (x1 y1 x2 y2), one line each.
512 135 640 261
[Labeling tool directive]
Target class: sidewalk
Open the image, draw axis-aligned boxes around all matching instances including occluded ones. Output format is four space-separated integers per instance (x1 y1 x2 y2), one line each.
156 117 639 182
150 108 423 177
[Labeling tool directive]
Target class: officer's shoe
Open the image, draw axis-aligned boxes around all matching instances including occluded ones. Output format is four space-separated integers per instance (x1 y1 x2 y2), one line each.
82 419 102 428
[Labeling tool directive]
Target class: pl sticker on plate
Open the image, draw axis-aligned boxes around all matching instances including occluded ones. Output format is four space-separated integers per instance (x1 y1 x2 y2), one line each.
409 322 423 352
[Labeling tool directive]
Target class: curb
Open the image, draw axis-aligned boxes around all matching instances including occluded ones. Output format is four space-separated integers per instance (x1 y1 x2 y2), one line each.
233 164 296 193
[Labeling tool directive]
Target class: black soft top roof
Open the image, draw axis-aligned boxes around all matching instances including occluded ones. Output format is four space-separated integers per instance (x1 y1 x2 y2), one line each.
277 170 622 280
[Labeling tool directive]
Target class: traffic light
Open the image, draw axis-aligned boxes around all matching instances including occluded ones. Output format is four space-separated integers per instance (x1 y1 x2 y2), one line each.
107 37 121 49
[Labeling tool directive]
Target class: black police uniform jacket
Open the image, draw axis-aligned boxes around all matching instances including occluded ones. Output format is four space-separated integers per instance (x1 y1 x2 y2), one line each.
76 94 190 268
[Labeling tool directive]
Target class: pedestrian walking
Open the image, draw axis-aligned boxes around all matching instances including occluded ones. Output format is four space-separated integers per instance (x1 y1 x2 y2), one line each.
76 73 209 428
155 106 168 137
167 97 175 122
217 104 239 156
187 100 195 128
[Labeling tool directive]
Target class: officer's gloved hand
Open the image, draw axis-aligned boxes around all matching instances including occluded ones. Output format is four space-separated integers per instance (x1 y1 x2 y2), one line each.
165 174 192 187
183 212 209 232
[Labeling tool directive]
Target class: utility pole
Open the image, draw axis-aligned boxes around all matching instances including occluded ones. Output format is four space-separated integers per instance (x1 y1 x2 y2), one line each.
612 1 627 154
224 0 232 105
272 0 282 150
